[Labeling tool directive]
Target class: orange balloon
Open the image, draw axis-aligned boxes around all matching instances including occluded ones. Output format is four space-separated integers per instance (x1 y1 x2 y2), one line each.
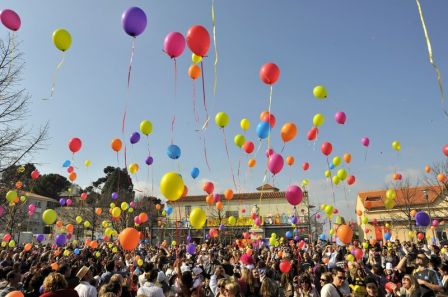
437 173 447 183
5 291 24 297
111 138 123 152
68 172 77 182
336 224 353 244
156 204 161 210
216 201 223 210
224 189 234 200
206 194 214 205
259 111 269 121
280 122 297 142
188 64 201 80
85 239 91 246
343 153 352 164
24 243 32 252
369 239 377 246
248 159 256 168
90 240 98 249
182 185 188 197
66 224 74 233
119 227 140 251
13 196 19 203
425 165 431 173
286 156 295 166
410 209 417 217
15 181 23 189
356 210 362 217
95 208 102 215
139 212 148 223
50 263 59 271
56 221 63 228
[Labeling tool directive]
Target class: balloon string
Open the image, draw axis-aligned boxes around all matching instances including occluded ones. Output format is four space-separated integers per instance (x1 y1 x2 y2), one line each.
200 61 209 128
280 142 286 153
212 0 218 95
415 0 447 116
237 149 242 192
174 58 177 98
267 86 273 154
364 148 368 162
202 134 211 171
127 38 136 89
326 157 336 205
171 115 176 145
171 60 177 144
192 81 199 124
222 128 238 191
46 52 66 100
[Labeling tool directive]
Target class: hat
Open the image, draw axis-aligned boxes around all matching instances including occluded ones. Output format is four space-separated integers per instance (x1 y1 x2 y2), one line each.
192 267 203 276
76 266 90 280
385 263 393 270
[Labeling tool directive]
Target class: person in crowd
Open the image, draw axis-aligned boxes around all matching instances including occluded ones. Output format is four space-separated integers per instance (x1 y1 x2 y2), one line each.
40 272 79 297
74 266 97 297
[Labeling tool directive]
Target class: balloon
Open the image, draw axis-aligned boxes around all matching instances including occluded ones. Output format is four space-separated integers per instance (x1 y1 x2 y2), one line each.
324 170 331 178
415 211 430 226
334 111 347 125
62 160 71 167
302 179 309 186
145 155 154 166
224 189 234 200
347 175 356 186
121 202 129 211
361 137 370 147
319 234 326 241
353 248 363 260
83 220 91 228
191 167 200 179
53 29 72 51
111 138 122 152
206 194 214 205
417 233 425 241
337 169 347 180
425 165 431 173
391 141 401 151
280 123 297 142
313 85 327 99
111 192 119 200
243 141 254 154
433 219 439 227
66 199 72 206
202 181 214 194
139 212 148 223
216 201 223 210
0 9 21 31
240 118 250 131
332 175 341 185
443 144 448 157
122 7 147 37
268 153 284 175
187 243 196 255
112 207 121 218
228 216 237 225
42 209 57 225
67 166 74 174
312 114 325 127
167 144 181 159
437 173 447 183
66 224 74 233
80 192 87 200
261 112 276 128
386 189 396 200
130 132 141 144
343 153 352 164
55 234 66 247
285 231 292 238
279 260 292 273
36 234 45 242
190 208 206 229
215 112 229 128
140 120 153 136
5 291 23 297
286 185 303 206
165 206 173 216
248 159 256 168
361 216 368 224
163 32 186 58
329 163 335 170
128 163 139 174
332 156 342 167
265 149 274 158
286 156 295 166
192 53 202 64
6 190 17 202
302 162 310 171
256 121 270 139
259 63 280 85
84 160 91 167
410 209 417 217
188 64 201 80
307 127 318 141
234 134 246 148
321 142 333 156
58 198 66 206
119 228 140 250
68 137 82 153
160 172 184 201
186 25 210 57
3 233 11 241
337 225 353 244
31 169 40 179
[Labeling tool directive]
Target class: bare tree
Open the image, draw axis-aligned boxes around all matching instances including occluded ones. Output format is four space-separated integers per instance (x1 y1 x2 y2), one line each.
0 34 48 173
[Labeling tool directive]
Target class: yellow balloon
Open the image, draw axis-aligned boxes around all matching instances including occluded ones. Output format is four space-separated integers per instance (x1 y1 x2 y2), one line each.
332 175 340 185
329 229 335 236
75 216 83 224
95 251 101 257
84 221 91 228
392 141 401 151
63 250 70 256
386 189 396 200
324 205 333 215
234 134 245 148
240 118 250 131
408 231 415 239
302 179 309 186
346 254 355 262
105 228 113 237
112 207 121 218
52 28 72 51
137 259 143 266
324 170 331 178
192 53 202 64
121 202 129 211
128 207 134 213
128 163 139 174
1 241 6 247
102 221 109 228
6 190 17 202
110 203 116 208
190 208 206 230
313 85 327 99
385 223 390 228
332 156 341 167
228 216 237 225
140 120 153 136
112 247 118 253
337 169 347 180
384 199 396 209
42 209 58 225
8 240 16 248
215 112 229 128
361 216 368 224
84 160 91 167
160 172 184 201
312 113 325 127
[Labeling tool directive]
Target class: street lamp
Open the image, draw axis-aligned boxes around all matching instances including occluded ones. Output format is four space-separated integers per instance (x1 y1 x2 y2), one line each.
17 223 22 244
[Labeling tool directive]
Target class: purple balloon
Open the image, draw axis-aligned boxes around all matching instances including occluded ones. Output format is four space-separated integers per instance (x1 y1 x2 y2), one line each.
163 32 186 58
36 234 45 242
268 153 284 175
205 234 210 239
122 7 147 37
187 243 196 255
291 216 298 224
415 211 430 227
55 234 66 247
130 132 141 144
294 236 299 241
213 193 221 203
286 185 303 206
59 198 66 206
361 137 370 147
145 155 153 166
186 235 192 242
111 192 119 200
219 224 225 231
334 111 347 125
0 9 21 31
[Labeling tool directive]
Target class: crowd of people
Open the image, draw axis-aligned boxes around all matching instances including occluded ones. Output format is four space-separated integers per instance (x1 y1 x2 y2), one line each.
1 238 448 297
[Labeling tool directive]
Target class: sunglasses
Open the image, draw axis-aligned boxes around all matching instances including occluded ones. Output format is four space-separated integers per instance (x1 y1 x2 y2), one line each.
337 275 346 280
320 279 326 282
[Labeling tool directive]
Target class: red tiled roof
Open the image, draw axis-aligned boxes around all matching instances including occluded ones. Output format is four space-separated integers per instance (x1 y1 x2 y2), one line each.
358 185 443 209
177 191 286 203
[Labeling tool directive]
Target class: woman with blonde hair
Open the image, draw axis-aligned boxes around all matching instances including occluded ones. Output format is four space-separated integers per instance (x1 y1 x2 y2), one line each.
40 272 79 297
393 274 421 297
224 281 241 297
238 268 252 296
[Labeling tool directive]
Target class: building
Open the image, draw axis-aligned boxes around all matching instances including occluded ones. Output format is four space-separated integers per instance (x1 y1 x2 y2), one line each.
356 185 447 242
156 184 322 244
18 192 59 234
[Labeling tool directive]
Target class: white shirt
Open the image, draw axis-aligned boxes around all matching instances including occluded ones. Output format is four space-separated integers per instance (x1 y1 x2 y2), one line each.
75 281 97 297
320 283 342 297
137 282 165 297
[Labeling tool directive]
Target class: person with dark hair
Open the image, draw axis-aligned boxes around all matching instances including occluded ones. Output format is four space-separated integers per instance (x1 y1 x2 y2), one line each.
320 267 347 297
101 261 116 285
438 264 448 293
0 271 21 297
137 270 164 297
364 277 383 297
138 262 154 288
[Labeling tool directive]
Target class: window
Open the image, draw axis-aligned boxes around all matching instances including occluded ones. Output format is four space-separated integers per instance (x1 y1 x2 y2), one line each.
185 206 191 217
225 211 238 218
365 196 381 202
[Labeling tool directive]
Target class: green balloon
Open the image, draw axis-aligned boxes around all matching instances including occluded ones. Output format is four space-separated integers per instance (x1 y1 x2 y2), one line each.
234 134 246 148
42 209 57 225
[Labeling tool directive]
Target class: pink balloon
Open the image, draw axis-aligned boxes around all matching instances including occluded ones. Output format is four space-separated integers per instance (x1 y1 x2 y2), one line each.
361 137 370 147
66 199 73 206
316 213 321 219
254 218 261 226
134 216 141 225
268 153 284 175
334 112 347 125
353 248 363 260
265 148 274 158
28 210 33 217
213 193 221 203
0 9 21 31
28 204 36 212
163 32 186 58
130 201 136 208
285 185 303 206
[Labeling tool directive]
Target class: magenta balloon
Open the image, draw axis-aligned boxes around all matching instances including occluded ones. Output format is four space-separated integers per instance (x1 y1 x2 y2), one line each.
66 199 73 206
286 185 303 206
134 216 141 225
0 9 21 31
334 111 347 124
268 153 284 175
265 148 274 158
122 7 147 37
213 193 221 203
163 32 186 58
361 137 370 147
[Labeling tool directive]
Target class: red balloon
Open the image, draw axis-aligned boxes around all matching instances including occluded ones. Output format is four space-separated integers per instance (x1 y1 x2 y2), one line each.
31 170 40 180
186 25 210 57
261 113 276 128
307 127 318 141
321 142 333 156
443 144 448 157
302 162 310 171
243 141 255 154
417 232 424 241
68 137 82 153
279 260 292 273
202 181 214 194
67 166 74 173
347 175 356 185
259 63 280 85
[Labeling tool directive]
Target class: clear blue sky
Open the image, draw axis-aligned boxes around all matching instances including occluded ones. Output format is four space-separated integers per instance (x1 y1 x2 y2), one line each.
2 0 448 221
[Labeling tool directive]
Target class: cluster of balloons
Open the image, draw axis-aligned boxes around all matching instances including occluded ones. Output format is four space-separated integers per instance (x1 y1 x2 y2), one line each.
384 189 397 209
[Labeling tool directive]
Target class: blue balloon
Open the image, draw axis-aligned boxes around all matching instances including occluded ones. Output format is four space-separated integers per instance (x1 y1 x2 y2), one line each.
36 234 45 242
191 167 200 179
319 234 326 241
285 231 292 238
384 232 391 241
167 144 181 159
130 132 141 144
74 248 80 255
62 160 71 167
256 122 270 139
329 164 335 170
166 206 173 216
